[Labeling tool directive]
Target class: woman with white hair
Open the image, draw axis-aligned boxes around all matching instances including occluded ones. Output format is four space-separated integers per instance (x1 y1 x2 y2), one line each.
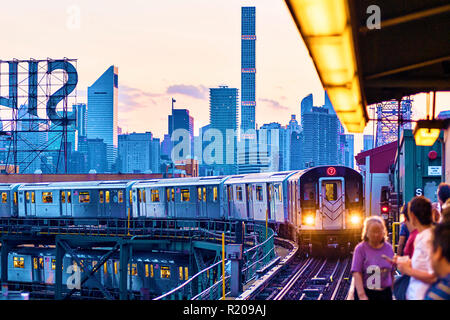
351 216 395 300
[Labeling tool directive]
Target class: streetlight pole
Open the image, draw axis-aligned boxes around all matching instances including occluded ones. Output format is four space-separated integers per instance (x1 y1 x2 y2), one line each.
171 98 176 177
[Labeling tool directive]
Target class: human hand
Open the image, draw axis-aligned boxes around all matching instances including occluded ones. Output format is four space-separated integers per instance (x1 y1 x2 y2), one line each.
396 257 412 275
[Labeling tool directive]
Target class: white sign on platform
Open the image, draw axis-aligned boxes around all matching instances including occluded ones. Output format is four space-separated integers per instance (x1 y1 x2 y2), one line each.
428 166 442 176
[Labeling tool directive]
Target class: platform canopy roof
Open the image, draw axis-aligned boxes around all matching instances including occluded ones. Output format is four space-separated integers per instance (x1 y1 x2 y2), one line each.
285 0 450 133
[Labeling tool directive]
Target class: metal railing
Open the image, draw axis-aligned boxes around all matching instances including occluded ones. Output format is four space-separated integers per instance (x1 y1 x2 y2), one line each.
153 223 277 300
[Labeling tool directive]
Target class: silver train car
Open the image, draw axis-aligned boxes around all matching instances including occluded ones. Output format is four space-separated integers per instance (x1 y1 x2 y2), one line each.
2 247 190 298
0 166 365 249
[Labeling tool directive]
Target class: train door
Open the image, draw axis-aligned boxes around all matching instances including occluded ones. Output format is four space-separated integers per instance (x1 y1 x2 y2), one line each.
25 191 36 217
267 184 274 221
319 178 345 230
166 187 175 218
60 190 72 217
246 184 254 220
227 185 233 218
197 186 207 218
139 188 147 217
98 190 106 217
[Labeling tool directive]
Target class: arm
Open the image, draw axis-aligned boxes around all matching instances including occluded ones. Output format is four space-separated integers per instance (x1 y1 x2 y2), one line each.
397 236 406 256
397 259 437 284
352 272 368 300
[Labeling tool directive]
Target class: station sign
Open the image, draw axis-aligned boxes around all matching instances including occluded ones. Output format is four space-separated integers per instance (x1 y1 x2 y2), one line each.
428 166 442 176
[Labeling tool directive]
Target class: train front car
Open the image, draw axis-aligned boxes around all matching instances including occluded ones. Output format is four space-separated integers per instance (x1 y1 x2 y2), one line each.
298 166 364 254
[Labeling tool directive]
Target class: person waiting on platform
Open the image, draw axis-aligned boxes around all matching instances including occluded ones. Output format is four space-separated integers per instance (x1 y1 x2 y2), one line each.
397 196 437 300
351 216 395 300
424 221 450 300
397 204 411 256
437 183 450 222
403 202 419 259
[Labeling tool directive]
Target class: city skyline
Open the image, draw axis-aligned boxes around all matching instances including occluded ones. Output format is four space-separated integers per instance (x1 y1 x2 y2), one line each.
1 0 450 156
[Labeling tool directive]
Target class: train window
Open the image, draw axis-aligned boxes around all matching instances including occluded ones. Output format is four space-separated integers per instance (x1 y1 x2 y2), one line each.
1 192 7 203
79 192 90 203
73 261 78 272
203 187 206 202
179 266 183 280
118 190 124 203
181 189 190 202
256 186 263 201
145 264 149 277
247 185 252 201
151 190 160 202
26 192 30 202
33 257 38 270
213 187 218 202
138 189 142 203
142 190 146 203
268 186 272 202
13 257 24 269
278 185 282 202
114 261 118 274
160 266 171 279
99 191 103 203
171 188 175 201
51 259 56 270
227 186 233 201
166 189 170 202
325 183 338 201
14 192 17 205
61 191 65 203
42 192 53 203
39 257 43 268
130 263 137 276
236 186 243 201
129 190 133 204
66 191 70 203
197 187 202 201
184 267 189 280
104 263 108 274
150 264 154 278
106 191 110 203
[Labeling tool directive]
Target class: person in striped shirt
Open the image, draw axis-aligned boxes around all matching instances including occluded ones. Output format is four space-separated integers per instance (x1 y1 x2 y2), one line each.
425 221 450 300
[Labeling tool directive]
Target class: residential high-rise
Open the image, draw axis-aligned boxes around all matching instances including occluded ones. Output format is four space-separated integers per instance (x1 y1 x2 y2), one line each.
363 134 374 151
301 92 341 167
87 66 119 171
118 132 160 173
241 6 256 133
168 109 194 159
343 134 354 168
209 86 239 175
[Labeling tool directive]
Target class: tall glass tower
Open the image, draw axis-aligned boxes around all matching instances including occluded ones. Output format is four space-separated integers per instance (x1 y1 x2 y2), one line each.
87 66 118 171
241 6 256 133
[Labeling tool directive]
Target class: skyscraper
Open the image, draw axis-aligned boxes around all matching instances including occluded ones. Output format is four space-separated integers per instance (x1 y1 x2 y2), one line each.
363 135 374 151
301 92 341 167
118 132 159 173
87 66 119 171
209 86 239 175
168 108 194 160
241 6 256 133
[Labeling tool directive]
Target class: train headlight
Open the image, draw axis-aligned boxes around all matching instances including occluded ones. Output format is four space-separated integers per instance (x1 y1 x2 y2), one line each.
350 214 361 226
303 214 315 226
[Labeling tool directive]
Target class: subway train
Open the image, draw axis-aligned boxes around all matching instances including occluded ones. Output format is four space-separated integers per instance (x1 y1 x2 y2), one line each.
0 166 364 250
1 247 190 298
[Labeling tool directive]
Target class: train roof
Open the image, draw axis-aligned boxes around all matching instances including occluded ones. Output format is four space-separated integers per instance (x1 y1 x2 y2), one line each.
17 180 137 191
224 171 299 184
134 176 229 187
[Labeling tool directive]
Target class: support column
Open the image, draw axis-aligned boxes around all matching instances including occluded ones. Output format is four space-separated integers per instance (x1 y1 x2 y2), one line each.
1 240 10 284
119 243 130 300
55 239 65 300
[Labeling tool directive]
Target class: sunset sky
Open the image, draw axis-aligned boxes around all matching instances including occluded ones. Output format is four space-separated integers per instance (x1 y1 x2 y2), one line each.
1 0 449 155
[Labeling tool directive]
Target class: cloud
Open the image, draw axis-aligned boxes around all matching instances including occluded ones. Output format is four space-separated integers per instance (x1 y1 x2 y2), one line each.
118 85 161 111
166 84 208 100
259 98 289 111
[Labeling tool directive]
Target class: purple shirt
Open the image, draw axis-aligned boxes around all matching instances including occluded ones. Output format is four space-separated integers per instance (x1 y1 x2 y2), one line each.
351 241 395 289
